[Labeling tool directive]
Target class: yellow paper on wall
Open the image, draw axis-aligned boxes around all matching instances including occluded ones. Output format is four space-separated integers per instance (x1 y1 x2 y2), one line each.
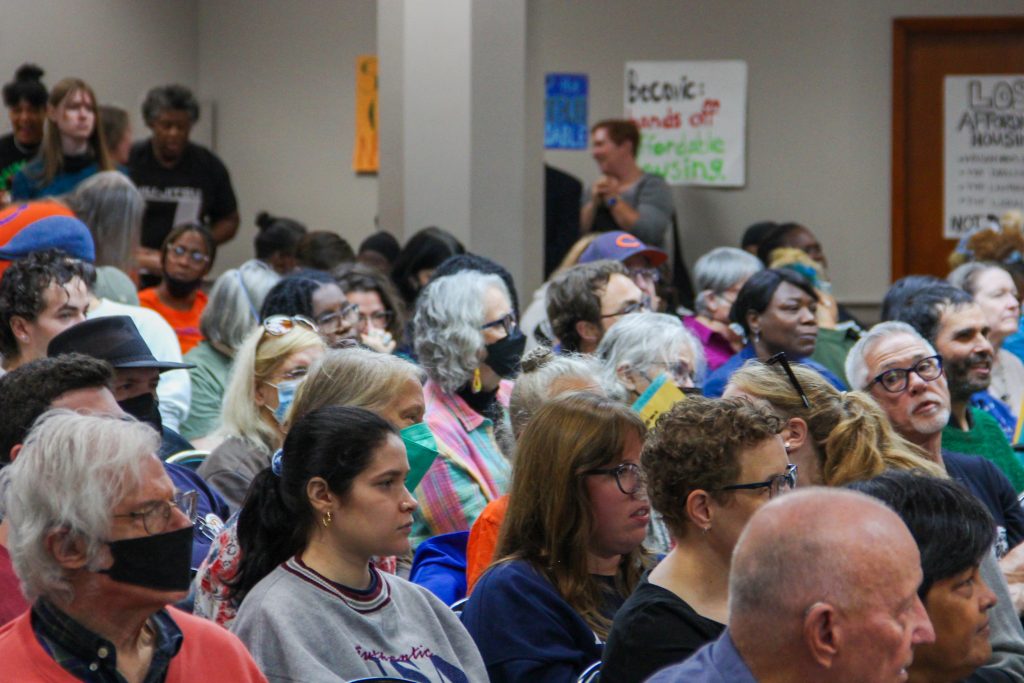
631 373 686 429
353 55 378 173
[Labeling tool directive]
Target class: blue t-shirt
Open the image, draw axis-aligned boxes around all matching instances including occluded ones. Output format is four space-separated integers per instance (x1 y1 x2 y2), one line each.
702 344 847 398
646 630 757 683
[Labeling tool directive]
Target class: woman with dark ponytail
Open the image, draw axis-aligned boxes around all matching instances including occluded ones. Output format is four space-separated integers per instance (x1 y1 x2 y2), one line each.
0 64 47 196
229 405 486 682
252 211 306 275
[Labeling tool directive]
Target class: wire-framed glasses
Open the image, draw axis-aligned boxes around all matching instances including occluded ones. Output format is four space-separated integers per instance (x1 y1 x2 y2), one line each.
719 464 798 499
582 462 645 495
113 490 198 536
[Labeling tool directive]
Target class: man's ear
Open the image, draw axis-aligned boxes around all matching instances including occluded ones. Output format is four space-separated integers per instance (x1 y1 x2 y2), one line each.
45 529 91 570
8 315 31 347
575 320 600 347
803 602 840 669
686 489 713 530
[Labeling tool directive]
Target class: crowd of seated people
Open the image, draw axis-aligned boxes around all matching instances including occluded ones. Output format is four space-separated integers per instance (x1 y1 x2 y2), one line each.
3 60 1024 683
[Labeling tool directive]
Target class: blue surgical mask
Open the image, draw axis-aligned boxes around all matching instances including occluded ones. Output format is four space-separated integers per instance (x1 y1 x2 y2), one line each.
271 378 304 424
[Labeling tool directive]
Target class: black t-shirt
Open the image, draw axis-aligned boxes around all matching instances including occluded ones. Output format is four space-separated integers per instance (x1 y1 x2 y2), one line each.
128 140 237 249
601 571 725 683
0 134 38 192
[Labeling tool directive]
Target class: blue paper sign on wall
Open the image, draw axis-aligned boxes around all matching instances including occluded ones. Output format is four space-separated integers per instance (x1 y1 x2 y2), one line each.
545 73 588 150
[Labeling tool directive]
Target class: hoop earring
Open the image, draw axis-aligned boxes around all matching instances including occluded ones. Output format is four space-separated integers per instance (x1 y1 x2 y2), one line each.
472 367 482 393
322 510 333 528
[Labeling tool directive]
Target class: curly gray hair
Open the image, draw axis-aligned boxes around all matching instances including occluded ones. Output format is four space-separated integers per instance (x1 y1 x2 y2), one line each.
3 411 157 603
414 270 510 392
596 312 706 401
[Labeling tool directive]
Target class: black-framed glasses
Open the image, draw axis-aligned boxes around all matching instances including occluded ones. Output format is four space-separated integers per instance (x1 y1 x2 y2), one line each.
599 300 646 319
170 244 210 264
582 462 645 495
765 352 811 409
113 490 198 536
263 315 318 336
481 312 518 336
868 355 944 393
719 464 798 499
315 303 360 331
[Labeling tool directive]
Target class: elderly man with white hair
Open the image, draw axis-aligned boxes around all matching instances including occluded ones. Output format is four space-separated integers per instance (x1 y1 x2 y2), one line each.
0 411 265 682
845 320 1024 675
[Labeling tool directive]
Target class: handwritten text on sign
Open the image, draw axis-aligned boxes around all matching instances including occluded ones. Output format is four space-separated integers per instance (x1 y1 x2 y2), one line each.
624 61 747 187
545 74 588 150
944 76 1024 239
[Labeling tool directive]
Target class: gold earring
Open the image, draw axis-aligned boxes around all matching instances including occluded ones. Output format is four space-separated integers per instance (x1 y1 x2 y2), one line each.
322 510 332 528
472 367 482 393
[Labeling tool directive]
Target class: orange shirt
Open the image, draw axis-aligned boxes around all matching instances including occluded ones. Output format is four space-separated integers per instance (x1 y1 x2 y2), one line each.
138 288 207 355
465 494 509 594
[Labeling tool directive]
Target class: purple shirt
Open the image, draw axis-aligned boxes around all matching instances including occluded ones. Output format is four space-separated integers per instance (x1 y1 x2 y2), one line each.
682 316 735 372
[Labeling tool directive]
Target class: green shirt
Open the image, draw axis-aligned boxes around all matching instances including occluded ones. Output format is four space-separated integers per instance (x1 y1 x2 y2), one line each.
180 341 233 441
942 407 1024 493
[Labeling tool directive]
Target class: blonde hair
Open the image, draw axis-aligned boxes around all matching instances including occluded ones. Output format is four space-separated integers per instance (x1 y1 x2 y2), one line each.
287 347 424 429
497 392 649 639
217 324 324 453
727 361 946 485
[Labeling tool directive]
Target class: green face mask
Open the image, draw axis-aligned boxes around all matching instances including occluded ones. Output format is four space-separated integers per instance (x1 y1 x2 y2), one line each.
400 422 439 491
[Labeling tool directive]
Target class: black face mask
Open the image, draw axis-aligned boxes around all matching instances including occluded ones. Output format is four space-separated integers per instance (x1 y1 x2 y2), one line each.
99 525 193 592
163 273 203 298
118 393 163 433
483 328 527 379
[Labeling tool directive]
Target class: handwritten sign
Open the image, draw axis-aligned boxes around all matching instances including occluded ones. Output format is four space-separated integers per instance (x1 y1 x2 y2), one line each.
943 76 1024 239
353 55 378 173
545 74 588 150
624 61 746 187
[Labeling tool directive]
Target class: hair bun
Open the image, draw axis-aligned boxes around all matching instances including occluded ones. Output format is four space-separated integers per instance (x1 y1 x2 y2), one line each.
255 211 275 231
520 346 555 374
14 64 43 83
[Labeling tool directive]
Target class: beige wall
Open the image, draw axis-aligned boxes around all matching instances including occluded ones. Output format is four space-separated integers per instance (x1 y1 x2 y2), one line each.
534 0 1023 304
197 0 378 274
0 0 198 148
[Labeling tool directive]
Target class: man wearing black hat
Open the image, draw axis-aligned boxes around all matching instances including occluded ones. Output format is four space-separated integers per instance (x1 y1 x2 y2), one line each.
47 315 195 458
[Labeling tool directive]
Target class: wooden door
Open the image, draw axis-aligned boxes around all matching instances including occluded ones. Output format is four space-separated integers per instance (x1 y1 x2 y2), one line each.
892 17 1024 280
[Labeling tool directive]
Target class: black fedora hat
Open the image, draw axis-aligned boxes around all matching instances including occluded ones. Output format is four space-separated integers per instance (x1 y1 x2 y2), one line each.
47 316 195 372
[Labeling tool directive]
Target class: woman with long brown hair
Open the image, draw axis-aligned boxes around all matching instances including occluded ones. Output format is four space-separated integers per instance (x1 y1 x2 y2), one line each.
462 391 650 681
11 77 114 199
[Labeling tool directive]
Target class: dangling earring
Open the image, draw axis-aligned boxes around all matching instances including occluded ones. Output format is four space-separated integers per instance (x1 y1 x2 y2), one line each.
322 510 333 528
752 328 761 345
472 367 482 393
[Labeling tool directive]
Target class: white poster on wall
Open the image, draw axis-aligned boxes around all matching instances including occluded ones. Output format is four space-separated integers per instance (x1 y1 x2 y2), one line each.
943 75 1024 239
624 60 747 187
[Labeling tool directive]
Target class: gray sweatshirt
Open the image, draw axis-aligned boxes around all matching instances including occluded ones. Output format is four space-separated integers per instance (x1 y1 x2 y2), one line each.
231 556 488 682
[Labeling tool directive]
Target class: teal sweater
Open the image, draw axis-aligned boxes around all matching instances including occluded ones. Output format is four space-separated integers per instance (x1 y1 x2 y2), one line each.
943 407 1024 493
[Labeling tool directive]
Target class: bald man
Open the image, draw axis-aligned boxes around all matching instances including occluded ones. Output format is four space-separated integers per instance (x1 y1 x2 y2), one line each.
648 488 935 682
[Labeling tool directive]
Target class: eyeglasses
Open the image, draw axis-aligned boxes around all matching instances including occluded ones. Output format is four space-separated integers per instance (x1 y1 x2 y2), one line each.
481 312 518 336
582 462 645 495
315 303 360 331
649 360 694 385
765 352 811 409
629 267 660 285
868 355 944 393
113 490 198 536
170 244 210 264
600 300 647 319
263 315 318 336
719 464 798 499
359 310 394 328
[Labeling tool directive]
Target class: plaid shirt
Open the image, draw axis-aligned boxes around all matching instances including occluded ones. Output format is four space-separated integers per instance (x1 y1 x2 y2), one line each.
32 598 183 683
411 379 513 546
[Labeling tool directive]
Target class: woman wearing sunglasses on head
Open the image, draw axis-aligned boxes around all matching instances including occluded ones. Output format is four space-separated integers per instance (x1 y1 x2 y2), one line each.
602 397 792 683
138 223 216 354
462 392 650 682
197 316 324 509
